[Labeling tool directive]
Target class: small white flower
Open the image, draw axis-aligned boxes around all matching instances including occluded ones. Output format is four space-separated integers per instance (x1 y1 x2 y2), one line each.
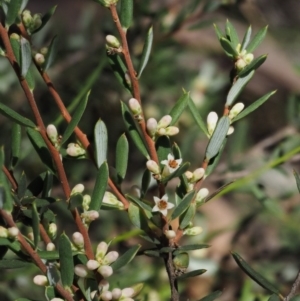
152 194 174 217
74 264 89 278
161 154 182 175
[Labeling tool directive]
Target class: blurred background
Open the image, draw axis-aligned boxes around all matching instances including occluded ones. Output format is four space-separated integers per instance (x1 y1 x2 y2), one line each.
0 0 300 300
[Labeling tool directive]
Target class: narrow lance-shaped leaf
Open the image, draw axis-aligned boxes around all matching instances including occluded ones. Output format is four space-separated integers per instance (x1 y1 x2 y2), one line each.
241 26 252 51
232 90 276 122
174 244 210 255
32 5 57 34
156 136 171 167
0 103 35 128
59 233 74 288
111 244 141 271
20 37 32 77
225 19 239 48
0 148 13 212
232 252 280 294
268 295 280 301
177 269 206 280
10 123 21 168
293 170 300 194
126 194 153 213
137 26 153 78
238 54 267 77
45 286 56 301
5 0 22 26
94 119 108 168
171 190 195 220
89 162 109 211
128 203 150 231
205 116 230 161
116 133 129 180
61 90 90 145
32 202 40 249
0 259 32 269
120 0 133 30
188 96 209 136
213 24 224 40
169 91 189 125
43 36 58 71
246 25 268 53
219 37 238 57
121 101 149 159
197 291 222 301
226 70 255 106
141 169 151 198
179 203 196 229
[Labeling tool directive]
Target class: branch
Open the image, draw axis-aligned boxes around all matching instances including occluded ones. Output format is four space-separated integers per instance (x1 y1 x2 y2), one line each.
284 269 300 301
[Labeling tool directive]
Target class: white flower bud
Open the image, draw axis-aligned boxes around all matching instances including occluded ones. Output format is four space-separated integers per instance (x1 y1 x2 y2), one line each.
236 58 247 71
192 168 205 182
0 226 8 238
146 118 158 137
157 127 167 136
227 126 234 136
22 10 32 26
99 279 109 291
103 192 124 209
86 259 100 270
27 232 34 241
146 160 160 174
90 291 97 299
125 71 132 87
40 47 48 55
164 230 176 239
207 112 218 136
33 13 42 30
71 183 84 195
157 115 172 129
96 241 108 259
229 103 245 120
98 265 113 278
183 226 203 236
33 275 48 286
103 251 119 264
128 98 142 116
50 298 64 301
46 124 58 145
81 210 99 223
46 242 56 251
48 223 57 239
101 290 113 301
102 0 119 7
244 53 254 64
165 126 179 136
185 171 193 181
74 264 89 278
72 232 84 249
111 288 122 299
67 143 86 157
8 227 19 238
121 287 134 297
106 35 121 48
35 53 45 65
196 188 209 203
83 194 91 211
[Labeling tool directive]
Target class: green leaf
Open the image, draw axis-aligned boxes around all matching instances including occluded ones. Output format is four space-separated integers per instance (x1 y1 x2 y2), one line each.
0 148 13 212
232 252 279 294
0 238 20 252
94 119 108 168
25 66 35 91
20 37 32 77
128 203 150 231
17 172 27 199
38 250 79 260
15 299 34 301
32 5 57 34
26 128 56 174
232 90 276 122
213 24 223 40
219 37 238 57
173 252 189 270
225 20 239 48
205 116 230 160
197 290 222 301
172 142 181 160
42 172 53 198
10 123 21 168
121 101 149 159
188 96 209 136
241 26 252 51
169 91 189 125
174 244 210 255
59 233 74 288
141 169 151 198
294 170 300 194
246 25 268 53
61 90 90 145
238 54 267 77
137 26 153 78
89 162 108 211
116 133 129 180
179 203 196 229
0 259 32 269
45 286 56 301
0 102 35 128
268 295 280 301
68 194 83 211
43 36 58 71
162 162 190 184
120 0 133 30
226 70 255 106
111 244 141 271
32 202 40 248
156 136 171 167
126 194 153 213
171 190 195 220
177 269 206 280
5 0 22 26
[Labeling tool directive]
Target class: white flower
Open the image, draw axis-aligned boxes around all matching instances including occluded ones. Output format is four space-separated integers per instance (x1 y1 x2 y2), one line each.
152 194 174 216
161 154 182 176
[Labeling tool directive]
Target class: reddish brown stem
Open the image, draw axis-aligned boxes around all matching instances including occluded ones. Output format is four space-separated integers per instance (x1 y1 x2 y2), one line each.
2 166 18 191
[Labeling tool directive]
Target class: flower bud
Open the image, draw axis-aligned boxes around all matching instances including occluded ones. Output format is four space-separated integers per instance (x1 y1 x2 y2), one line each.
128 98 142 116
146 118 158 137
50 298 64 301
48 223 57 239
66 143 86 157
157 115 172 129
164 230 176 239
87 259 100 270
27 232 34 241
74 264 89 278
121 288 134 297
72 232 84 249
7 227 19 238
229 103 245 120
71 183 84 195
0 226 8 238
165 126 179 136
157 127 167 136
196 188 209 203
33 275 48 286
111 288 122 299
125 71 132 87
40 47 48 55
100 0 119 7
207 112 218 136
103 251 119 264
83 194 91 211
22 10 33 26
98 265 113 278
99 279 110 291
146 160 160 174
46 124 58 145
227 126 234 136
183 226 203 236
33 14 42 30
103 192 124 209
192 168 205 182
235 58 247 71
101 290 112 301
10 33 20 40
244 53 254 64
81 210 99 223
90 291 97 299
106 35 121 48
185 171 193 181
96 241 108 259
35 53 45 65
46 242 56 251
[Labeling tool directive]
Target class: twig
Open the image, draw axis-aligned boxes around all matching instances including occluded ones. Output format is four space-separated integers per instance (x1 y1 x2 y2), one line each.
284 268 300 301
164 252 179 301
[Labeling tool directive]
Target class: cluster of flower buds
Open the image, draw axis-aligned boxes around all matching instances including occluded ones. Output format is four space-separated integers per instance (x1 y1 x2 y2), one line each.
103 192 125 210
91 280 142 301
184 168 205 191
74 241 119 279
106 35 122 55
235 44 254 71
66 142 86 157
47 223 57 240
146 115 179 139
21 10 42 34
183 225 203 236
0 226 19 239
46 124 61 149
152 194 174 217
34 47 48 66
